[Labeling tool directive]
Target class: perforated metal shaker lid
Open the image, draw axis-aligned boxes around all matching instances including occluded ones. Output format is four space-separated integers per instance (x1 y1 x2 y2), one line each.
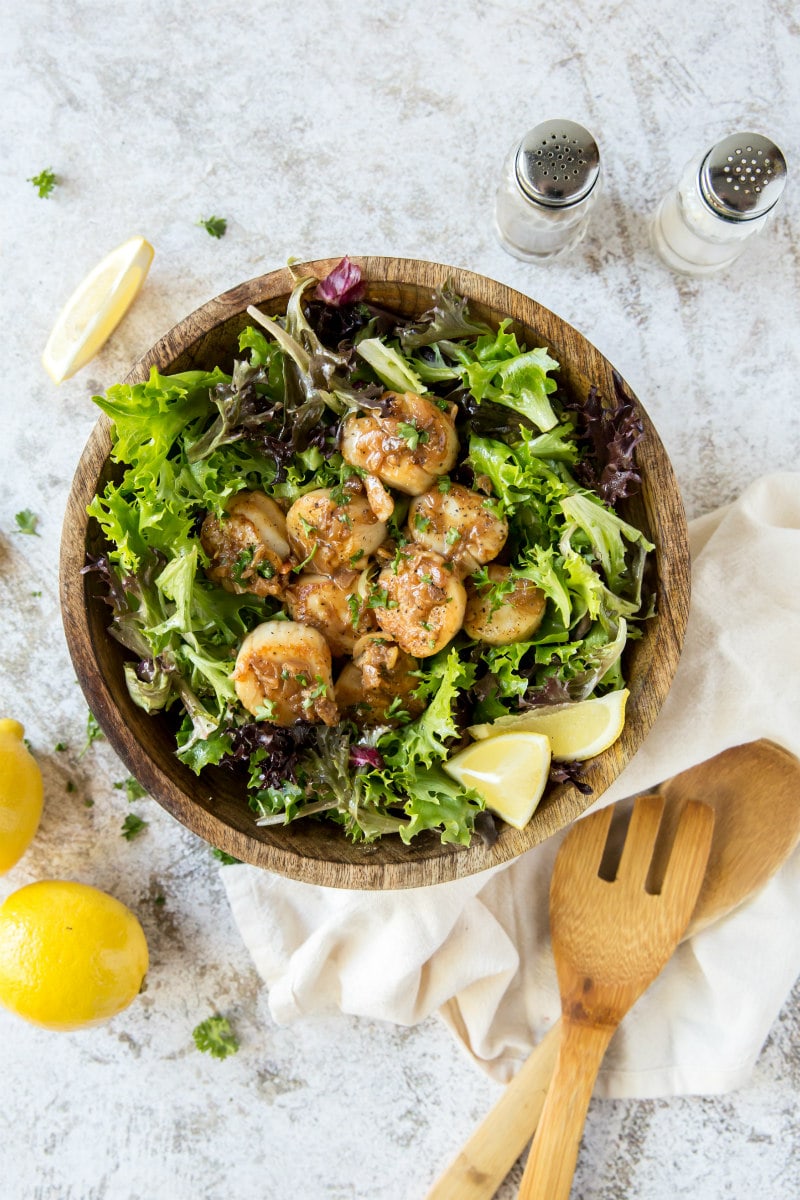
699 133 787 221
515 119 600 208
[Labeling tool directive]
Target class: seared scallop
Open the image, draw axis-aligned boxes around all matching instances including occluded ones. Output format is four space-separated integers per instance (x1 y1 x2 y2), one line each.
408 483 508 577
372 544 466 657
463 565 547 646
285 487 387 575
335 633 425 726
201 490 291 597
233 620 338 725
340 392 458 495
285 573 376 657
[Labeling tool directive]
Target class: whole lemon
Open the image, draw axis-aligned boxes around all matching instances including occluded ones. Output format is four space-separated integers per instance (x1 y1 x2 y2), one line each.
0 718 44 873
0 880 149 1030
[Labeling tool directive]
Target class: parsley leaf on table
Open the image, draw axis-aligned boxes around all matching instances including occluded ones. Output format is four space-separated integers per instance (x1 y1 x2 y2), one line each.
28 168 57 198
114 777 148 802
211 847 242 866
79 710 104 758
192 1015 239 1059
197 215 227 239
14 510 40 536
121 813 147 840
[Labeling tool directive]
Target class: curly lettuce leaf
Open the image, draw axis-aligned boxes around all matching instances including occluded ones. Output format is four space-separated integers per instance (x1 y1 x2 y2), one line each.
398 281 491 350
459 322 560 432
398 767 484 846
381 648 476 773
356 338 426 394
559 493 654 595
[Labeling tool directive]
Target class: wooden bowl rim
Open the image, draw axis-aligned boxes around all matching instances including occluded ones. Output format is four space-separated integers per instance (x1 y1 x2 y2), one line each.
59 255 690 889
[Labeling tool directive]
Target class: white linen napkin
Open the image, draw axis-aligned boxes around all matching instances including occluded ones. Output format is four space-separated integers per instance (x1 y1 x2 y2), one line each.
221 472 800 1096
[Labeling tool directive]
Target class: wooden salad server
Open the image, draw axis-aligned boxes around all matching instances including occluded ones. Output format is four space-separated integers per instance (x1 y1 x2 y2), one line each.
425 739 800 1200
517 793 714 1199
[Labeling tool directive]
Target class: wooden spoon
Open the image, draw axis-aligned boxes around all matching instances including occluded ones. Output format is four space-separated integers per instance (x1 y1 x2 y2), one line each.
426 739 800 1200
517 793 714 1199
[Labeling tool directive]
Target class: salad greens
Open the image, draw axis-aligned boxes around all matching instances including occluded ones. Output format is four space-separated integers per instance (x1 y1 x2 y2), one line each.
86 258 654 848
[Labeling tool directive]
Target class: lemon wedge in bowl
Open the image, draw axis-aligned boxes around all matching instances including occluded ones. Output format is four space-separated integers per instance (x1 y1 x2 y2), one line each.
42 236 154 383
444 732 552 829
468 689 629 762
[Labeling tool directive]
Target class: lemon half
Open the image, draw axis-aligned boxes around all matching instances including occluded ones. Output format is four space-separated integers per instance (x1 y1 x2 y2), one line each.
468 689 629 762
444 732 552 829
42 236 154 383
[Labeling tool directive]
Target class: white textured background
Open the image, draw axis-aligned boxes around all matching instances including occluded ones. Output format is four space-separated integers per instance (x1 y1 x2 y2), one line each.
1 2 798 1197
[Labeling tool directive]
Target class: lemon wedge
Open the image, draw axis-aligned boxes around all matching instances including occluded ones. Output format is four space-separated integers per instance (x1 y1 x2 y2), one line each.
468 689 629 762
444 732 551 829
42 236 154 383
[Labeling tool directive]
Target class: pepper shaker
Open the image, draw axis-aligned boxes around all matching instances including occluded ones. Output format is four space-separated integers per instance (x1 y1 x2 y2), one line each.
652 132 787 276
493 119 602 263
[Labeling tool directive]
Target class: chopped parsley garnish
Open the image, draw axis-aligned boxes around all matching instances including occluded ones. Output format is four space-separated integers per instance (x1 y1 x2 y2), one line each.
31 590 42 598
256 559 276 579
192 1015 239 1059
298 516 317 537
349 550 365 566
14 509 39 536
231 547 255 581
55 741 68 752
347 593 361 629
121 813 147 841
437 476 452 493
414 512 431 533
28 168 57 198
114 776 148 802
198 215 227 239
385 696 411 724
211 848 242 865
79 711 104 758
292 542 318 572
337 511 353 528
254 699 277 722
301 677 329 710
444 527 461 547
330 468 358 507
472 566 515 617
391 544 409 574
368 587 399 610
397 421 429 450
65 780 76 793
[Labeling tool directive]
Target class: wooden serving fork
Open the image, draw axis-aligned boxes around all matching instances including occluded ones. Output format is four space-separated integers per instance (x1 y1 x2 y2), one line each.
518 794 714 1199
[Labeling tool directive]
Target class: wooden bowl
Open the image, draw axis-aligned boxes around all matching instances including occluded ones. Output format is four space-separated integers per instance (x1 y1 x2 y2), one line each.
60 256 690 889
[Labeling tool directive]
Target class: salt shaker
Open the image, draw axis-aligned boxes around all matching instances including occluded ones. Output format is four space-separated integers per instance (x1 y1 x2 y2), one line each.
652 132 787 276
493 119 602 263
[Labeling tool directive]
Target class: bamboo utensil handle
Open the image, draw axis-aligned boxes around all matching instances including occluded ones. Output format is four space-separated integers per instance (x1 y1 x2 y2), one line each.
424 1023 561 1200
517 1021 614 1199
425 742 800 1200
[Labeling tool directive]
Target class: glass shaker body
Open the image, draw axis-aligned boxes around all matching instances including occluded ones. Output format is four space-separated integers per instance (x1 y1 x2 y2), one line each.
652 135 787 276
493 121 602 263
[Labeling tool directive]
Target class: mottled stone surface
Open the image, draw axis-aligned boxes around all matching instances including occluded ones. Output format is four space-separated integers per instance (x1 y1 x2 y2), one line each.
1 1 799 1196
